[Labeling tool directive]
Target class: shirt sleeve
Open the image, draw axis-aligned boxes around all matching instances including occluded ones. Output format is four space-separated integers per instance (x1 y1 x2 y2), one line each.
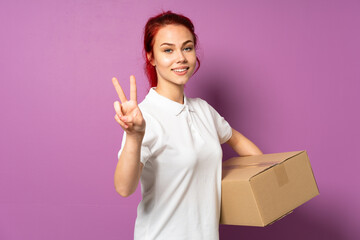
117 114 154 165
207 103 233 144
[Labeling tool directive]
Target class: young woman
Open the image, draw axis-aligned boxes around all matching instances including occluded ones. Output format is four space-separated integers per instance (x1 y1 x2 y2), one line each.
112 11 262 240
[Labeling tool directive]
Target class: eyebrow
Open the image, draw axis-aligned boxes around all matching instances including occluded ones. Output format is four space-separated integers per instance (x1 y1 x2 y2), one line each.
160 40 193 47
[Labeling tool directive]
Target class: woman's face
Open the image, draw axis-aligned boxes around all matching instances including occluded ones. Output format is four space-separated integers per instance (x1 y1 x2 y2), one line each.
148 24 197 87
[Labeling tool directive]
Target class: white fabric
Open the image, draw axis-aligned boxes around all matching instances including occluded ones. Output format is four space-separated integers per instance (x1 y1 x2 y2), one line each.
117 88 232 240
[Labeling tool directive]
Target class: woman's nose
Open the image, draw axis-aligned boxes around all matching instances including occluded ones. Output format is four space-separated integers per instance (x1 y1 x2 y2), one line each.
176 50 187 63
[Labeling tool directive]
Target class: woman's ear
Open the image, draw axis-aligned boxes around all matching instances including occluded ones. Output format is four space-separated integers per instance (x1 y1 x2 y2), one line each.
147 52 155 66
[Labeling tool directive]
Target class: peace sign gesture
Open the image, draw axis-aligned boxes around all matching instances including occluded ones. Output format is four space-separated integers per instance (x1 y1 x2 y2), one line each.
112 75 146 136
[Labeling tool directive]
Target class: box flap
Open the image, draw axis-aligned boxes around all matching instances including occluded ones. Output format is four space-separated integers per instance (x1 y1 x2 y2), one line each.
222 151 304 181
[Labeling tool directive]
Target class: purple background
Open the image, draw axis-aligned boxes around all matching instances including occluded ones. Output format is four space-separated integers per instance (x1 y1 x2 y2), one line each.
1 0 359 239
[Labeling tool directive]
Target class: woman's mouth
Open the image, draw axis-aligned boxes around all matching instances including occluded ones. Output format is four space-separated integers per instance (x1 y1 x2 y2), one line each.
172 67 190 75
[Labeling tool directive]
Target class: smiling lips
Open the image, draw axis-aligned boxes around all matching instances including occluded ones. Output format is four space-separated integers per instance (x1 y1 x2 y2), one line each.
172 67 190 75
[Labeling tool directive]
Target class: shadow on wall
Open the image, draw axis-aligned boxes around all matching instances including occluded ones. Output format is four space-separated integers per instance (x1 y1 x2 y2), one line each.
198 67 270 159
197 71 242 124
219 208 345 240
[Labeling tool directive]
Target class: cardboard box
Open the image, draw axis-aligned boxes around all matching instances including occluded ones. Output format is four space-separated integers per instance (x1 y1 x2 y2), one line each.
220 150 319 227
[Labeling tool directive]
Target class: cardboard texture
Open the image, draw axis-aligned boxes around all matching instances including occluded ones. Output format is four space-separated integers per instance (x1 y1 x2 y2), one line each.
220 150 319 227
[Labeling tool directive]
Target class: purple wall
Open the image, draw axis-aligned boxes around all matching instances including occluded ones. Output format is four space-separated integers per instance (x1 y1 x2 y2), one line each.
1 0 359 239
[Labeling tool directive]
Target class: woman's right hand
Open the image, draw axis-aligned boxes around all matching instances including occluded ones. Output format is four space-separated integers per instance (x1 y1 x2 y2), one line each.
112 75 146 136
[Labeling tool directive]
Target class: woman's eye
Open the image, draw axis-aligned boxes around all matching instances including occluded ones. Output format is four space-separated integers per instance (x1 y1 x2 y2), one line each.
184 47 193 51
164 49 173 53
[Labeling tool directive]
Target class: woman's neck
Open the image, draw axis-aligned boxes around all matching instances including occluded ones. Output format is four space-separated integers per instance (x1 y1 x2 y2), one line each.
155 82 185 104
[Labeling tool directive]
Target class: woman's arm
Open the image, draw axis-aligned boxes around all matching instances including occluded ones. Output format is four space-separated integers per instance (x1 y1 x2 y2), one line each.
114 134 144 197
112 76 146 197
226 128 263 156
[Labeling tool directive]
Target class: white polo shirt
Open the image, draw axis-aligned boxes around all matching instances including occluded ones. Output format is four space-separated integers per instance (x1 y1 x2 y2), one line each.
118 88 232 240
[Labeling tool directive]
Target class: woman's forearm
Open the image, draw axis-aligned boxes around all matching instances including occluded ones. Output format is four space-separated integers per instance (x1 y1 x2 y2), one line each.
226 128 263 157
114 133 144 197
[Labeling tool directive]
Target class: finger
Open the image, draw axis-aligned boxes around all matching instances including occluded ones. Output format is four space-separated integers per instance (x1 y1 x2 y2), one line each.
112 77 127 103
113 101 123 116
130 75 137 102
115 114 128 129
120 115 133 123
120 104 126 116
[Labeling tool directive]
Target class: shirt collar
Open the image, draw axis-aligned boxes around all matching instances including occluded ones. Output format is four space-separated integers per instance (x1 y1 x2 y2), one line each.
147 87 195 116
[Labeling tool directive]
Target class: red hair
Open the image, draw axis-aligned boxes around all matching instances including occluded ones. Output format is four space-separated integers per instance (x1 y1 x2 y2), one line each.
143 11 201 88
